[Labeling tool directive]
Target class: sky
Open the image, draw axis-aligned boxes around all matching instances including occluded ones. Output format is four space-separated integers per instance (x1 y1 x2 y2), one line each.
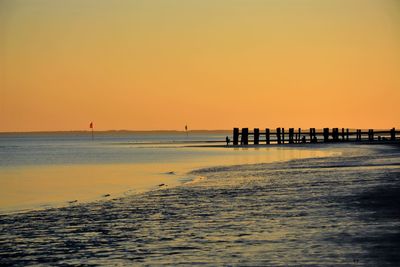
1 0 399 131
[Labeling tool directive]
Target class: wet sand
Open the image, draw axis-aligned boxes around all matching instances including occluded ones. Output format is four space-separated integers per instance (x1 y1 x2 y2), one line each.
0 144 399 266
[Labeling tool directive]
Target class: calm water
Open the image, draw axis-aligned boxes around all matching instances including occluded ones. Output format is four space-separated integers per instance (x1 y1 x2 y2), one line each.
0 132 333 214
0 140 399 266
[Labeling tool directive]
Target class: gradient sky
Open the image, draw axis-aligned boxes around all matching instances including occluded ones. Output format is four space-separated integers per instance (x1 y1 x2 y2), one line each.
1 0 399 131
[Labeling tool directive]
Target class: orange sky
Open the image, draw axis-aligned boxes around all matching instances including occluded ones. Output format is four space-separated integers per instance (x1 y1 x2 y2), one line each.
1 0 399 132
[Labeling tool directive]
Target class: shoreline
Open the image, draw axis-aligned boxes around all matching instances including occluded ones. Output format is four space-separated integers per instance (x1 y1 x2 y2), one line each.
1 142 397 216
1 144 399 265
0 143 375 217
0 144 343 216
3 142 396 216
0 143 339 216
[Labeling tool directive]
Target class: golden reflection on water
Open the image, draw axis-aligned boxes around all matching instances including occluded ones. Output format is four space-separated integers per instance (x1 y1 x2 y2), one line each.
0 147 337 213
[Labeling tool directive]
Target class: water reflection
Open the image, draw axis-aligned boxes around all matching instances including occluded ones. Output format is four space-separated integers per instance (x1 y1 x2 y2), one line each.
0 145 398 265
0 144 336 214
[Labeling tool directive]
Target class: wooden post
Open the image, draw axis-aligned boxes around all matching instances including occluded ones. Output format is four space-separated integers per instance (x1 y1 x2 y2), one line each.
282 128 285 144
298 128 301 143
368 129 374 141
391 128 396 141
346 128 349 141
341 128 345 141
254 128 260 145
241 128 248 145
332 128 339 142
356 129 361 141
276 128 281 144
313 128 317 143
323 128 329 142
265 128 270 144
336 128 340 141
289 128 294 144
233 128 239 145
309 128 316 143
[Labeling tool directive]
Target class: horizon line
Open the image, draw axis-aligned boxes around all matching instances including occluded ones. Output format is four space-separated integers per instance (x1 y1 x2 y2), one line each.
0 129 232 134
1 127 399 135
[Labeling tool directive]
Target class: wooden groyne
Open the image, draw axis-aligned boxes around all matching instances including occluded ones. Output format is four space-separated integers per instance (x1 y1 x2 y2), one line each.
232 128 398 145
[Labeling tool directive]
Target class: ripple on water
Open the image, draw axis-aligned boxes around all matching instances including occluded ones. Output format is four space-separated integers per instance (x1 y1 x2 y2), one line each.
1 147 400 266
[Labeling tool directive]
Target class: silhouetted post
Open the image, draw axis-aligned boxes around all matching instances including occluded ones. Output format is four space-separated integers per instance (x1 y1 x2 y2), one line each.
254 128 260 145
314 128 317 143
323 128 329 142
282 128 285 144
298 128 301 143
390 128 396 141
368 129 374 141
336 128 340 141
241 128 249 145
265 128 270 144
289 128 294 144
332 128 339 142
341 128 345 141
315 128 318 142
310 128 314 143
233 128 239 145
346 128 349 141
356 129 361 141
276 128 281 144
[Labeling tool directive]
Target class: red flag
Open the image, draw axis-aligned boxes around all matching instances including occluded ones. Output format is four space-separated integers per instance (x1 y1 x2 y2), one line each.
90 122 93 129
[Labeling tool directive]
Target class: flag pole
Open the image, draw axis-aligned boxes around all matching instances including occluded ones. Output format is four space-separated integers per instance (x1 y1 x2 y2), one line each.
90 122 94 140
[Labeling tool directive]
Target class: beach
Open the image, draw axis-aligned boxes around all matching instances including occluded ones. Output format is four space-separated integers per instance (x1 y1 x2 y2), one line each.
1 142 399 266
2 0 399 265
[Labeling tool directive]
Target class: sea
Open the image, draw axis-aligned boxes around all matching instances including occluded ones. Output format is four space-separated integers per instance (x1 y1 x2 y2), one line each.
0 132 399 265
0 131 334 214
